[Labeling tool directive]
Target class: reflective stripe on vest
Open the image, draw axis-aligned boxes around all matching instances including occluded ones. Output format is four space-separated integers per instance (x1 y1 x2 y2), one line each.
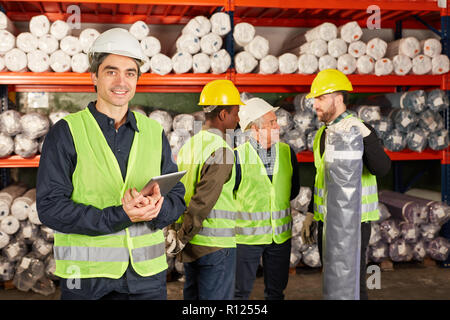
54 109 167 279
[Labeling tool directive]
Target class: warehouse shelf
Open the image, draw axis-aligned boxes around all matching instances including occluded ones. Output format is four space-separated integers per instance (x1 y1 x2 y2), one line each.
0 155 40 167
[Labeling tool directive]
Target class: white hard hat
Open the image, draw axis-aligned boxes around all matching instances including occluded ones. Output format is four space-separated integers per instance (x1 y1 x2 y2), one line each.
88 28 147 66
238 97 279 131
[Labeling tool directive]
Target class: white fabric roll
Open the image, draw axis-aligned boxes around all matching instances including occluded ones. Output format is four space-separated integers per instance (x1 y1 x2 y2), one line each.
0 110 22 136
141 36 161 57
71 53 89 73
0 11 15 33
0 133 14 157
319 54 337 71
150 53 172 75
412 54 432 75
172 51 193 74
50 20 71 40
0 216 19 235
49 50 71 72
0 230 9 249
200 32 223 55
386 37 420 59
5 48 27 72
356 55 375 74
432 54 449 75
11 189 35 221
192 53 211 73
392 54 412 75
328 38 347 58
210 49 231 74
79 28 100 54
305 22 337 42
258 55 279 74
244 35 269 60
234 22 255 48
339 21 363 43
0 30 15 55
129 21 150 41
337 53 356 74
235 51 258 74
348 40 366 58
374 57 393 76
298 54 318 74
0 56 5 72
38 34 58 54
300 39 328 57
28 202 41 225
176 34 200 55
278 53 298 74
182 16 211 38
14 133 39 158
49 111 70 125
27 50 50 73
29 15 50 38
16 32 38 53
60 36 82 56
149 110 173 133
421 38 442 58
366 37 387 60
140 57 151 73
210 12 231 36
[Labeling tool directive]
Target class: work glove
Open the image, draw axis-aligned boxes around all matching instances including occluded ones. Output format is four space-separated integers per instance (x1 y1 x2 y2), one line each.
332 117 371 138
166 229 185 258
300 212 315 245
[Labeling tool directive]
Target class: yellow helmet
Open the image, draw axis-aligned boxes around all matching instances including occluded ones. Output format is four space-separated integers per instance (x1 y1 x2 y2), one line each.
198 79 245 106
306 69 353 99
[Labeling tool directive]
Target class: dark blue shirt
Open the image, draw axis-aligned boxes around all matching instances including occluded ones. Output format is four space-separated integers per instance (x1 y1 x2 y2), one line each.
36 102 186 299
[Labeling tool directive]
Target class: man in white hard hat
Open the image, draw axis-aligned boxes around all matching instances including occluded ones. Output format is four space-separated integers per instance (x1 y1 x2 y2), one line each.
234 97 300 300
36 28 186 300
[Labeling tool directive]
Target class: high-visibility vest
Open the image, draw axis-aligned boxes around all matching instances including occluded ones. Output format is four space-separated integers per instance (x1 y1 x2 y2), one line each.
176 130 237 248
53 108 167 279
313 115 380 223
234 141 292 245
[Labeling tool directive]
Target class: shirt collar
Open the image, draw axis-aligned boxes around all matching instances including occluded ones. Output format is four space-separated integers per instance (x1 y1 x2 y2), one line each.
249 136 274 153
88 102 139 132
327 110 351 127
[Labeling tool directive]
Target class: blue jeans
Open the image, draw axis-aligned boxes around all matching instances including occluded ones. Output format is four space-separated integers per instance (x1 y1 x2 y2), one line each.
183 248 236 300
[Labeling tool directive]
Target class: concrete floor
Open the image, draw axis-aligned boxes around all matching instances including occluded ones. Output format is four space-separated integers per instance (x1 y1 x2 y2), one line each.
0 262 448 300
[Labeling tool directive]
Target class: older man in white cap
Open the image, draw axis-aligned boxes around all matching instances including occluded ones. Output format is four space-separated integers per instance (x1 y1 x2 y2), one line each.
234 97 300 300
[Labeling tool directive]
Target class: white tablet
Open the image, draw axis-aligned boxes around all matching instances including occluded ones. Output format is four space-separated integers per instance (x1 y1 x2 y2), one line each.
140 171 187 196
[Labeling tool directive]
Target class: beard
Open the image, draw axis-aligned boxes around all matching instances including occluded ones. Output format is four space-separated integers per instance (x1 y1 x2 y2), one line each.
318 100 337 124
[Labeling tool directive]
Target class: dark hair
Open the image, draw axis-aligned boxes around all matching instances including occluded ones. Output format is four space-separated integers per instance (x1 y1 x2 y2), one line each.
204 106 231 121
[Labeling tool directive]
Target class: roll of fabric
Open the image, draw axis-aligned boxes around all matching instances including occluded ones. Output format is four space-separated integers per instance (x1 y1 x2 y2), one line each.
14 134 39 158
141 36 161 57
258 55 278 74
298 54 318 74
290 187 312 213
0 184 27 220
210 49 230 74
412 54 432 75
0 215 20 235
406 127 428 152
421 223 441 241
412 240 427 261
200 32 222 55
29 15 50 38
149 110 173 134
11 188 36 221
172 51 193 74
300 39 328 57
28 202 41 225
378 190 426 224
293 93 314 113
32 238 53 259
389 238 413 262
27 50 50 73
172 114 195 133
366 38 387 61
278 53 298 74
183 16 211 38
383 128 406 151
338 21 363 43
402 90 427 113
0 30 15 55
244 35 269 60
0 133 14 158
428 201 450 226
428 129 449 151
392 54 412 76
0 11 15 33
16 221 39 245
374 58 393 76
235 51 258 74
0 109 23 136
49 50 71 72
293 110 315 134
337 53 356 74
356 55 374 74
379 219 400 243
419 110 443 134
371 116 393 139
41 225 54 243
139 57 151 73
21 112 50 139
421 38 442 58
431 54 449 75
348 40 366 58
168 129 192 157
392 109 418 133
426 89 449 112
192 52 210 73
302 245 322 268
282 129 307 153
354 105 380 123
378 202 392 222
2 239 27 262
129 21 150 41
50 20 71 40
210 12 231 36
176 33 200 55
327 38 347 58
60 35 82 56
305 22 337 42
306 130 317 151
275 108 294 136
426 237 450 261
318 54 337 71
0 231 9 250
16 32 38 53
400 222 419 243
386 37 420 59
79 28 100 54
368 241 389 263
150 53 172 75
233 22 255 48
38 34 59 55
71 53 89 73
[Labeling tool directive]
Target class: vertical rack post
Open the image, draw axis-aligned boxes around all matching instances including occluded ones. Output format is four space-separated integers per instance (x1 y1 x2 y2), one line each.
0 85 11 189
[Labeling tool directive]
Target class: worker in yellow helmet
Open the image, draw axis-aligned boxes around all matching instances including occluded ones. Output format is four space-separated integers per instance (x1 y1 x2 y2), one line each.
168 79 244 299
302 69 391 299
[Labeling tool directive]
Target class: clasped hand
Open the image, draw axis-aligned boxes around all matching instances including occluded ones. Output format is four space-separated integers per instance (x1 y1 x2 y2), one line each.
122 183 164 223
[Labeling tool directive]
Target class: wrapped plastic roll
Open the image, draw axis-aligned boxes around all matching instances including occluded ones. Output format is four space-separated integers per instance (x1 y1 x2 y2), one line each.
0 133 14 158
305 22 337 42
0 30 15 55
368 241 389 263
192 52 211 73
16 32 38 53
149 110 173 134
383 129 406 151
150 53 172 75
372 116 393 139
400 222 419 243
30 15 50 37
5 48 27 72
129 21 149 41
0 257 14 281
0 11 15 33
0 215 20 235
32 276 56 296
392 54 412 75
337 53 356 74
13 254 45 292
0 184 27 220
244 35 269 60
348 41 366 58
406 128 428 152
379 219 400 244
353 106 380 123
141 36 161 57
183 16 211 38
421 38 442 58
369 223 381 245
176 33 200 55
412 54 431 75
300 39 327 57
28 201 41 225
339 21 362 43
234 127 251 147
0 230 9 249
293 110 315 134
32 238 53 259
210 49 231 74
27 50 50 73
173 114 195 133
290 187 312 213
234 22 255 49
426 89 449 112
1 110 22 136
306 130 317 151
413 240 427 261
49 111 69 126
318 54 337 71
60 36 82 56
293 93 314 113
420 223 441 241
374 58 393 76
282 130 306 153
389 238 413 262
21 112 50 139
392 109 418 133
38 34 58 55
11 188 35 221
0 56 4 72
2 239 27 262
274 108 293 136
210 12 231 36
172 51 192 74
402 90 426 113
386 37 420 59
41 225 54 242
168 130 191 157
379 190 428 225
71 53 89 73
14 133 39 158
428 129 449 151
50 20 71 40
378 202 391 222
258 55 278 74
79 28 100 54
240 92 255 104
297 54 318 74
278 53 298 74
366 38 387 61
431 54 449 75
327 38 347 58
302 245 321 268
235 51 258 74
136 56 149 73
356 55 374 74
291 213 306 237
426 237 450 261
290 250 302 268
49 50 71 72
428 201 450 226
